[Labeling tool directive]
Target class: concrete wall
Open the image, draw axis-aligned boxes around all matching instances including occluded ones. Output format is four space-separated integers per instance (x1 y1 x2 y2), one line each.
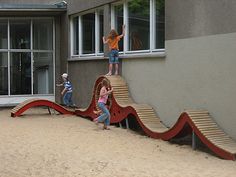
121 0 236 139
67 0 117 15
122 33 236 139
68 60 108 107
166 0 236 39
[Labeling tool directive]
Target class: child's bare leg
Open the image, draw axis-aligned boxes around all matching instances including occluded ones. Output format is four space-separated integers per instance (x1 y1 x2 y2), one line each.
93 117 98 121
93 110 101 115
93 118 99 125
103 119 110 130
103 123 106 129
115 64 119 75
106 64 112 75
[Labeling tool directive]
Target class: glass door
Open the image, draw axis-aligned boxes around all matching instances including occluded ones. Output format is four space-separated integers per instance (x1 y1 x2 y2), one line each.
0 53 8 95
10 52 31 95
33 19 53 95
0 20 8 95
0 18 54 99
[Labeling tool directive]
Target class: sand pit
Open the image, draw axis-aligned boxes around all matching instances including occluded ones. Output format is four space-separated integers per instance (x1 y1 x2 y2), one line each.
0 107 236 177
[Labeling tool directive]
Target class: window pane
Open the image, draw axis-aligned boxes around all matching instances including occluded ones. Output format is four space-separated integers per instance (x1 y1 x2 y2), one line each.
10 20 30 49
0 20 8 49
33 53 53 94
10 52 31 95
0 53 8 95
82 13 95 54
114 4 124 52
156 0 165 49
33 19 53 50
128 0 150 51
73 17 79 55
99 10 104 53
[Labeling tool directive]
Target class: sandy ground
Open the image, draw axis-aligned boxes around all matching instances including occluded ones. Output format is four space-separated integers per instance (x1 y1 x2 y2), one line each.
0 108 236 177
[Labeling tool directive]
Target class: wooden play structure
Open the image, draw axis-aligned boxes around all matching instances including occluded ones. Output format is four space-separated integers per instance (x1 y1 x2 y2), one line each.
75 75 236 160
10 76 236 160
11 98 75 117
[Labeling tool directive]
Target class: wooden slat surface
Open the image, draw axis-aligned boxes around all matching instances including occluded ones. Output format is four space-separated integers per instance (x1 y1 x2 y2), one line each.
105 75 236 155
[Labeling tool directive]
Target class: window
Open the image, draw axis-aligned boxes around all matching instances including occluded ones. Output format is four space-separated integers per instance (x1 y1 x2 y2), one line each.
0 18 54 96
112 0 165 54
72 17 79 55
10 52 31 95
99 9 104 53
70 1 164 58
0 52 8 95
10 20 31 49
112 4 124 52
32 19 54 94
33 19 53 50
33 52 53 94
0 20 8 49
82 13 95 54
0 20 8 95
128 0 150 51
155 0 165 49
71 8 104 57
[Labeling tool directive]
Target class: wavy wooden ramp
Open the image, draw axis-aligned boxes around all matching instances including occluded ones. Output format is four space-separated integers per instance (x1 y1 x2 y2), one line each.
75 75 236 160
11 98 75 117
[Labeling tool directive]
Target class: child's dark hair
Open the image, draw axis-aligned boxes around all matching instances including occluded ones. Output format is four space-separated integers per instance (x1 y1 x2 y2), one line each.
108 29 118 40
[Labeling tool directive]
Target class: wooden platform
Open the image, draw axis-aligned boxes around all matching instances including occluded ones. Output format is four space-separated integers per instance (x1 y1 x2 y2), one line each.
75 75 236 160
11 98 75 117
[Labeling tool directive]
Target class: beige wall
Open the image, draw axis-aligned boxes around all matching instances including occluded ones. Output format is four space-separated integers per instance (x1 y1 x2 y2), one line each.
122 32 236 140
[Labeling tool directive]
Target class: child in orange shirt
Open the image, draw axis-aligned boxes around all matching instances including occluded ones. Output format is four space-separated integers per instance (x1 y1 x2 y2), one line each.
103 25 125 76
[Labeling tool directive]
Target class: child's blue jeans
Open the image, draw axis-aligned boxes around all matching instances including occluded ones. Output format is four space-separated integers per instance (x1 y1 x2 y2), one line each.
109 49 119 64
63 91 73 106
97 102 110 126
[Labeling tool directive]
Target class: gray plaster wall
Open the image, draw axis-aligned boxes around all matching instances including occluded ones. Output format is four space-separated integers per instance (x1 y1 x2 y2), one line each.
68 60 108 107
121 0 236 139
122 33 236 139
166 0 236 40
67 0 117 15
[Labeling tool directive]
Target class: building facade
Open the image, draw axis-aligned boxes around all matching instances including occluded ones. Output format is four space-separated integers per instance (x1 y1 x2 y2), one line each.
0 0 236 140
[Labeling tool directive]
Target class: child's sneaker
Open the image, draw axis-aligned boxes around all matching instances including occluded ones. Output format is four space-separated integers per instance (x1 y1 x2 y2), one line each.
103 126 110 130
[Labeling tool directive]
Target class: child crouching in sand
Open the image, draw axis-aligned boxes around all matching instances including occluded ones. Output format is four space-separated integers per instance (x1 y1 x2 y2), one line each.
93 79 113 130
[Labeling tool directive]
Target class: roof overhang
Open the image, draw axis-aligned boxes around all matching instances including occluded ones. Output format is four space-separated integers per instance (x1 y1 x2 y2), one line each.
0 1 67 15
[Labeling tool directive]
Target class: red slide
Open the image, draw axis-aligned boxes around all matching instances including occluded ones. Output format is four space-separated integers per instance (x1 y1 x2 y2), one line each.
76 75 236 160
11 98 75 117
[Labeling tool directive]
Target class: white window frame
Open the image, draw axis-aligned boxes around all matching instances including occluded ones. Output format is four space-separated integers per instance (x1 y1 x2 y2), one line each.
70 7 105 59
111 0 165 57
